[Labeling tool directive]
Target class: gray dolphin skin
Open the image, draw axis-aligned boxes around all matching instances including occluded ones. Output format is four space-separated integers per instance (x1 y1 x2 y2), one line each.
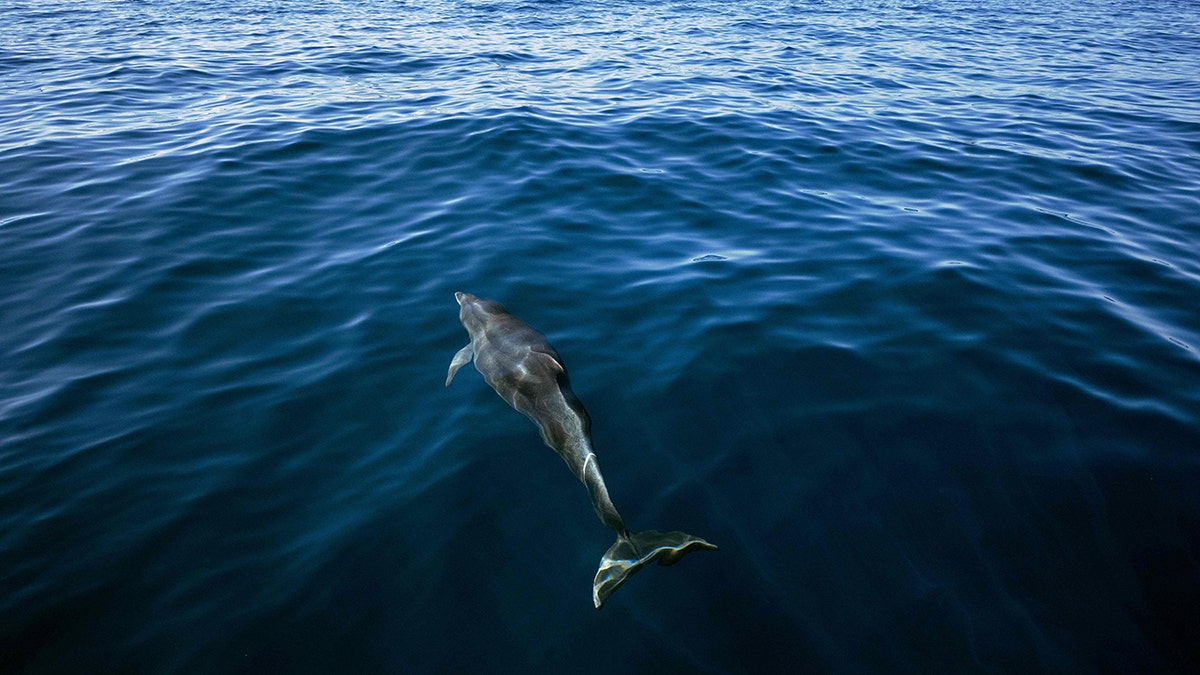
446 292 716 608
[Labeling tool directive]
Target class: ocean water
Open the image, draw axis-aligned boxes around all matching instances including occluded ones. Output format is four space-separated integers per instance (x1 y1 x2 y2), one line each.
3 0 1199 671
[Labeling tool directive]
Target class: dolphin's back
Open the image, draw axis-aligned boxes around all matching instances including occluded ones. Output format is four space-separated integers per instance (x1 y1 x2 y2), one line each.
469 314 588 448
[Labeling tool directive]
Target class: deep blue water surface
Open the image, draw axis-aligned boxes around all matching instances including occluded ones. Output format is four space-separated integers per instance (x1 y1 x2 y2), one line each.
3 0 1200 672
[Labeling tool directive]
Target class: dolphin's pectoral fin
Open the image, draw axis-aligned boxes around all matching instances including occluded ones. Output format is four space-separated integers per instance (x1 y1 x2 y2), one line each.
592 530 717 608
445 344 474 386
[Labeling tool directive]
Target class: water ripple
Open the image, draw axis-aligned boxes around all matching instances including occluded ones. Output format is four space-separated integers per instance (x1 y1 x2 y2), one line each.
3 0 1200 672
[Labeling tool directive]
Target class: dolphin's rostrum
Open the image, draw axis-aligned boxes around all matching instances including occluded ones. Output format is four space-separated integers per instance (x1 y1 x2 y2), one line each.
446 292 716 608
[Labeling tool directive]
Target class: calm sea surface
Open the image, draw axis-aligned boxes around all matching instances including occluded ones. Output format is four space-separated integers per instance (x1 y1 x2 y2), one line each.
3 0 1199 672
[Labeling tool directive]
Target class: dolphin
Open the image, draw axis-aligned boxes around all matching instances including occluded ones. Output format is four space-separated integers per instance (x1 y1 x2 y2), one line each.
446 292 716 608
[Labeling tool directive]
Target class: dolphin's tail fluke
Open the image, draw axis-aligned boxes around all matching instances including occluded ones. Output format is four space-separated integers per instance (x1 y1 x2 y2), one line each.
592 530 717 608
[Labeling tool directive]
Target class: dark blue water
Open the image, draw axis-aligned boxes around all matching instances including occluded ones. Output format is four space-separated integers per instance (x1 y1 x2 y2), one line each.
3 0 1200 671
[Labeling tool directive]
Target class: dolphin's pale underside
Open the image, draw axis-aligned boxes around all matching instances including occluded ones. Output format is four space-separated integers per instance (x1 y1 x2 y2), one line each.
446 292 716 608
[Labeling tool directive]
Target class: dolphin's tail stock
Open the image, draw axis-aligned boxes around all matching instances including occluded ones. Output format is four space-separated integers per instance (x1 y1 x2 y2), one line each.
592 530 717 608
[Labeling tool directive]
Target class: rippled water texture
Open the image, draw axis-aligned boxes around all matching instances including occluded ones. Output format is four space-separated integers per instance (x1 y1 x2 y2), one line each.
2 0 1199 672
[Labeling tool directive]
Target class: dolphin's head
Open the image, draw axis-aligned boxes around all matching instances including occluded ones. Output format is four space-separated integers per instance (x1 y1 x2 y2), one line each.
456 292 502 313
454 292 507 332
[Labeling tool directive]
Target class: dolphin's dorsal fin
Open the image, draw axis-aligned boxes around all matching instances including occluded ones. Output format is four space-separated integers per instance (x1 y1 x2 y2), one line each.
529 346 564 374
